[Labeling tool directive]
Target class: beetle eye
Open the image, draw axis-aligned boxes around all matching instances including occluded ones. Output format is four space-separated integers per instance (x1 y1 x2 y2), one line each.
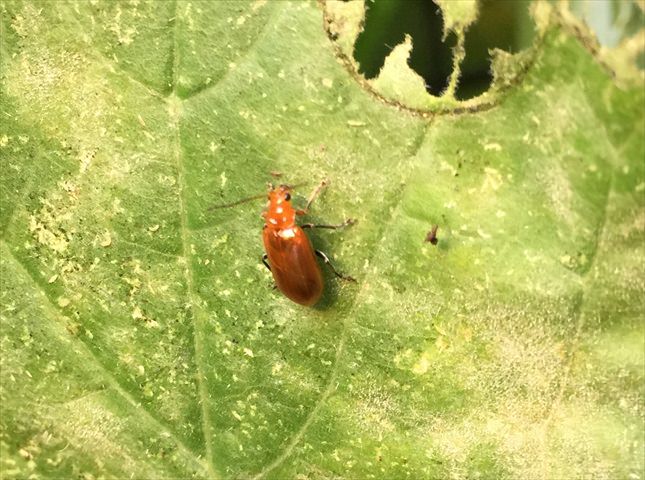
284 193 291 201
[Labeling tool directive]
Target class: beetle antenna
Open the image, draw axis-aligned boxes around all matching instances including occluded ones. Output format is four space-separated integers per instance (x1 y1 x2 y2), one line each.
282 181 309 190
208 180 311 211
208 193 266 210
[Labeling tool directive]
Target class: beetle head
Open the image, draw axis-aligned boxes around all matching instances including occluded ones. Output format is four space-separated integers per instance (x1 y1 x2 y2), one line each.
267 184 293 204
264 184 296 228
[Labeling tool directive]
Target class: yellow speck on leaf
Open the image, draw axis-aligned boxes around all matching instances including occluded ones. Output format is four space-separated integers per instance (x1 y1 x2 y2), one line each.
482 167 503 192
252 0 267 11
435 336 449 351
412 352 430 375
483 142 502 152
271 362 283 375
132 305 145 320
99 231 112 247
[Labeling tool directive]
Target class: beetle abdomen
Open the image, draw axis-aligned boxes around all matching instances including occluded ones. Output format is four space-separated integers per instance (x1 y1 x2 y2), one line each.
263 227 323 306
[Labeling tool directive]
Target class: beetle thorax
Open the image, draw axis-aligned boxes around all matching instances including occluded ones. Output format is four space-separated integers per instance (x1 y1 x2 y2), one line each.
264 197 296 230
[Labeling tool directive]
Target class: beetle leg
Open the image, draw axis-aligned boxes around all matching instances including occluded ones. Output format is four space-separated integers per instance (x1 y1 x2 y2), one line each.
305 179 328 211
301 218 356 230
297 179 329 215
315 250 355 282
262 254 271 271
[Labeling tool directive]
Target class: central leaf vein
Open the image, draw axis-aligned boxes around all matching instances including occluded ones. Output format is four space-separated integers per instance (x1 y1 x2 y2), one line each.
253 123 431 479
169 1 218 478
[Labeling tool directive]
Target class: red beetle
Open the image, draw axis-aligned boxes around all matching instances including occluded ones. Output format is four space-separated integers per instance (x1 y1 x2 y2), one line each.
261 182 355 306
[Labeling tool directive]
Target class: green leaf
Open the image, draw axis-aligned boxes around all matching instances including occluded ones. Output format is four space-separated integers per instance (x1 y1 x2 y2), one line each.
1 1 643 479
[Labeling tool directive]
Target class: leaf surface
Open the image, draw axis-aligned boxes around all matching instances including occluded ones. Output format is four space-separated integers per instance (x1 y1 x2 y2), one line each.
1 1 643 479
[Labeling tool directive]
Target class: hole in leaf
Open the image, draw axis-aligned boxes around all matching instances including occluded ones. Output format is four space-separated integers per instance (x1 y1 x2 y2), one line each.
354 0 456 97
570 0 645 73
570 0 644 48
353 0 536 101
456 0 535 100
637 50 645 70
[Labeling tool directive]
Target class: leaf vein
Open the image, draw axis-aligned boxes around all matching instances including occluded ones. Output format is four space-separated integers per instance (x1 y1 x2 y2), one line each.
1 240 210 478
540 102 631 476
252 123 431 479
170 0 218 476
182 3 282 102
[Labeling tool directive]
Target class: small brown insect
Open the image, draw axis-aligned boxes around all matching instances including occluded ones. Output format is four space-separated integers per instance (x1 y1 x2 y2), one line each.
210 180 355 306
262 182 355 306
425 225 439 245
